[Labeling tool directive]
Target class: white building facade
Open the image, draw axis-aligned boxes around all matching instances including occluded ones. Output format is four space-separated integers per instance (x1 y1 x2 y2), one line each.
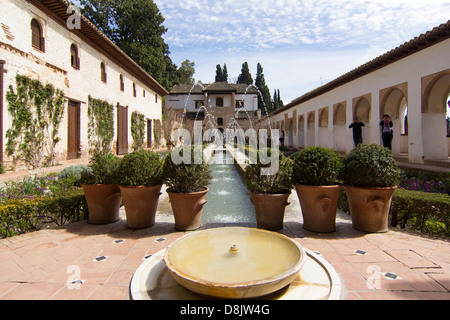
270 21 450 166
167 82 260 134
0 0 168 169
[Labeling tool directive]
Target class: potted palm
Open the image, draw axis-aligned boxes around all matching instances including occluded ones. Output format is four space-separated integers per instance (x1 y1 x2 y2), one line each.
163 146 212 231
116 150 164 229
341 144 401 233
243 148 293 231
292 147 343 233
80 153 122 224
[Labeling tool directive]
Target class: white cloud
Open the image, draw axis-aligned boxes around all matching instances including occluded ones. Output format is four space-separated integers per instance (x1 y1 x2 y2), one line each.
155 0 450 102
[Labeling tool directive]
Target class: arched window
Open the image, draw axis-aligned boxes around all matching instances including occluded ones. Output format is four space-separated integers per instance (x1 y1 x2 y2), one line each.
70 44 80 70
120 74 124 91
133 82 137 97
217 118 224 126
100 62 107 83
31 19 45 52
216 97 223 107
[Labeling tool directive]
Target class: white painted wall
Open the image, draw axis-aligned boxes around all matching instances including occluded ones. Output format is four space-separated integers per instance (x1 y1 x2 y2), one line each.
271 37 450 163
1 0 163 167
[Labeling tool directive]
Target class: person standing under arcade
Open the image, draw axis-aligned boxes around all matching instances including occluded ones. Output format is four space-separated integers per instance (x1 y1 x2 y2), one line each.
380 115 393 150
349 116 365 147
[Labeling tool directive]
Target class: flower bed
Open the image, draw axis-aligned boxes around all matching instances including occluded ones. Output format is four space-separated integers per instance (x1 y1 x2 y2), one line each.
0 170 88 238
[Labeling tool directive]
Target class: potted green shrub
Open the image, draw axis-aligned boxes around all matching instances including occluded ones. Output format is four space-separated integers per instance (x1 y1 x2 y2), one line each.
341 144 401 233
79 153 122 224
243 148 293 231
163 146 212 231
116 150 164 229
292 146 343 233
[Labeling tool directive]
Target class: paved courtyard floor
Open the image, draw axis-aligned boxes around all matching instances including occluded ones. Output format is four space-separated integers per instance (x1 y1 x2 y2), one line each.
0 185 449 301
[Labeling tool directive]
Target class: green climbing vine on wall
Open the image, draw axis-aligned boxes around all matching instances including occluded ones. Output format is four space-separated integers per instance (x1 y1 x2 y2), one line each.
131 110 146 151
87 95 114 156
5 75 66 169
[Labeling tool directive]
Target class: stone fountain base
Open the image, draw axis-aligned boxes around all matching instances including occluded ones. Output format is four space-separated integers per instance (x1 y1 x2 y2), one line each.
129 248 343 300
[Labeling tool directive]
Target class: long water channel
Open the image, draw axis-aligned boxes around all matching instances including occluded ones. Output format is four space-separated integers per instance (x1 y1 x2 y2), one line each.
202 150 256 224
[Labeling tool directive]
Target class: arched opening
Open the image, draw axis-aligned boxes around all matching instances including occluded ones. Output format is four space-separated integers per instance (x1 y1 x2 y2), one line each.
70 44 79 70
216 97 224 107
333 102 346 153
288 119 294 148
298 115 305 149
217 118 224 126
307 112 315 147
318 107 329 148
100 62 107 83
31 18 45 52
353 96 371 146
120 74 124 91
422 71 450 159
380 87 408 156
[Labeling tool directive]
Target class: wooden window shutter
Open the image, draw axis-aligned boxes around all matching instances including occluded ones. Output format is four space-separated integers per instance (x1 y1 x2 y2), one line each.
101 62 107 83
71 44 80 70
31 19 45 52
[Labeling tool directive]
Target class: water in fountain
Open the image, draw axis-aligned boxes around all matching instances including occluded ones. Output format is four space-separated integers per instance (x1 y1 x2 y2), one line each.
202 150 256 224
174 81 278 224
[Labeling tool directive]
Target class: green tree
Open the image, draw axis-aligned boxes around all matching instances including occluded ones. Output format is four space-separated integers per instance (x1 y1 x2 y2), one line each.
254 63 272 114
273 89 284 111
215 64 223 82
222 64 228 82
178 60 195 84
215 63 228 82
80 0 179 90
237 62 253 85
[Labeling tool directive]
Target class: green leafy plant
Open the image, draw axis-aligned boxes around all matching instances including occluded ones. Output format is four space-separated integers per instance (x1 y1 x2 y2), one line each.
87 95 114 156
131 111 146 151
116 150 164 186
390 188 450 236
342 144 401 188
243 148 293 194
163 146 212 193
79 153 120 185
0 189 87 239
5 75 66 168
291 146 343 186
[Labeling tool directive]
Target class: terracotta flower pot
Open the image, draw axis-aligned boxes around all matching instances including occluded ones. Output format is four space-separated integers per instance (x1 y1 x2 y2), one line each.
344 186 397 233
294 184 341 233
81 184 122 225
167 187 209 231
119 185 163 229
249 191 291 231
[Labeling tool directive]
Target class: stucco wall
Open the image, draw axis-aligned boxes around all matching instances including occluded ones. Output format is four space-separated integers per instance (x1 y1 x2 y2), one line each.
271 37 450 163
1 0 163 169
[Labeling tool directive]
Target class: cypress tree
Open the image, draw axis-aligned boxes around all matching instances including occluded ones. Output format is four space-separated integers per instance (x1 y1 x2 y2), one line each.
215 64 223 82
237 62 253 85
255 63 272 114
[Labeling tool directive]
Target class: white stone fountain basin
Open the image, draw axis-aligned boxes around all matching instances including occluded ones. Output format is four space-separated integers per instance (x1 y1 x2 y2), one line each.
163 228 307 299
129 244 343 300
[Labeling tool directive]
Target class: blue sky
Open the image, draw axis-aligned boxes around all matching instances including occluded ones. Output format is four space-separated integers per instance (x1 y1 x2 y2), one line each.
153 0 450 103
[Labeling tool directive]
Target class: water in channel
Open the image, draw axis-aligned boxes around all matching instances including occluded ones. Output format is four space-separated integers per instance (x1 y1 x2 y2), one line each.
202 150 256 224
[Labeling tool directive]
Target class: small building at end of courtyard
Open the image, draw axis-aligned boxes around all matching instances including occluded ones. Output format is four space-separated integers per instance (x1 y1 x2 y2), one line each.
166 81 261 137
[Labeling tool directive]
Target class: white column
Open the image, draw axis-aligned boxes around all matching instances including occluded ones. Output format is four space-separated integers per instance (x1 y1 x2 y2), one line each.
407 79 425 164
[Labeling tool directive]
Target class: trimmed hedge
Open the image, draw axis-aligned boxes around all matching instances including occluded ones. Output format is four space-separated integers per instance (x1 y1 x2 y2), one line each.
0 189 87 238
338 188 450 237
390 188 450 237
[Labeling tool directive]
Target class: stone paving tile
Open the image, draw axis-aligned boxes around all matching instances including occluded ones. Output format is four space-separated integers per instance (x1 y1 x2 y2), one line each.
0 194 449 301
